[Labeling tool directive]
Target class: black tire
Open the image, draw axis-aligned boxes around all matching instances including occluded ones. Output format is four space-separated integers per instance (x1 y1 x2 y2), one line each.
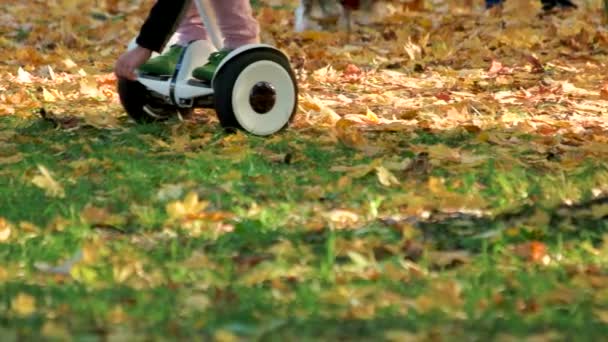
117 78 193 123
212 49 298 135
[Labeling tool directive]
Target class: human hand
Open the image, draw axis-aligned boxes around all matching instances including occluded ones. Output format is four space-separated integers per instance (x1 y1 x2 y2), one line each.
114 46 152 80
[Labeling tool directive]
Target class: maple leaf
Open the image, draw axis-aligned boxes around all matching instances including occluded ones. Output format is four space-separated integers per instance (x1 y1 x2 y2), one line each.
166 192 209 222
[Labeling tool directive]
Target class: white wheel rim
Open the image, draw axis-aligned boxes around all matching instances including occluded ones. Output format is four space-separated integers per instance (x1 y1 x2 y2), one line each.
231 60 296 136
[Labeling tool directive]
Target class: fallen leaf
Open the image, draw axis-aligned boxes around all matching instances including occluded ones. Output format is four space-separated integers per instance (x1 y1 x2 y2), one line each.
31 165 65 198
42 88 56 102
600 83 608 100
488 59 503 74
512 241 549 264
166 192 209 221
79 77 101 98
63 58 77 68
344 63 362 75
11 293 36 316
323 209 360 230
17 67 33 83
0 218 11 242
375 166 400 186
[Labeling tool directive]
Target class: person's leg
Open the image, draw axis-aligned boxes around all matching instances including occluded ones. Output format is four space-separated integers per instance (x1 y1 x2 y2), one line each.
485 0 504 9
211 0 259 49
541 0 576 11
192 0 260 80
175 2 208 45
139 2 208 76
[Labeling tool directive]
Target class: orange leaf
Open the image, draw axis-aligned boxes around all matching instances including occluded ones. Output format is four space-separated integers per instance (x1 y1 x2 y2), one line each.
513 241 548 263
600 83 608 100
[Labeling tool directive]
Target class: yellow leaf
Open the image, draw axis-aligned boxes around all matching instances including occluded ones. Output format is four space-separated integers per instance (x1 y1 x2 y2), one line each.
12 293 36 316
595 309 608 323
427 176 446 194
63 58 77 69
166 191 209 221
31 165 65 198
347 251 370 267
375 166 400 187
79 78 101 98
42 88 56 102
0 218 11 242
335 118 366 147
365 108 379 123
214 329 240 342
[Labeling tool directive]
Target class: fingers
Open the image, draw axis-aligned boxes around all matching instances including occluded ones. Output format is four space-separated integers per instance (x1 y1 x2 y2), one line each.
114 54 139 81
114 47 151 80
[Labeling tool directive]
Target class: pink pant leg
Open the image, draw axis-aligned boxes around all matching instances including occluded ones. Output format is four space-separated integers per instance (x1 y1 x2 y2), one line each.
210 0 259 49
175 0 259 49
175 2 207 45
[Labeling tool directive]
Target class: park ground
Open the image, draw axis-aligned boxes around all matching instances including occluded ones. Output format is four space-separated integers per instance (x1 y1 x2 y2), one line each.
1 0 608 340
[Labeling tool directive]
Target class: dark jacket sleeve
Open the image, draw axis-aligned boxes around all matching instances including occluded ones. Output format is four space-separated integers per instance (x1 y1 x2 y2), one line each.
135 0 191 52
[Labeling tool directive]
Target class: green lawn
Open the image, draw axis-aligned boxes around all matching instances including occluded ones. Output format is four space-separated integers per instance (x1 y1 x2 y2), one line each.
1 113 607 340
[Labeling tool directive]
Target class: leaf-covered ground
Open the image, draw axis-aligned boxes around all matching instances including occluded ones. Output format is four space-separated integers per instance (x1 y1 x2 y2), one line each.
1 0 608 339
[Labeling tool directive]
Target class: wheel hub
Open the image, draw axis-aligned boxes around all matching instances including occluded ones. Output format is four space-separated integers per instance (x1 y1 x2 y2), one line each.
249 82 276 114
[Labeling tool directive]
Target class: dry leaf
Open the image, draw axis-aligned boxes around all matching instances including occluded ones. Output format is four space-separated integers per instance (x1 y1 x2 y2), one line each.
42 88 56 102
0 218 11 242
166 192 209 221
31 165 65 198
512 241 549 264
63 58 77 68
79 77 101 98
323 209 360 229
375 166 400 186
17 67 33 83
12 293 36 316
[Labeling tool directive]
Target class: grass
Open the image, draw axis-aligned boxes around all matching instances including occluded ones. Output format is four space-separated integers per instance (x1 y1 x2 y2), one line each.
1 112 607 340
2 0 608 339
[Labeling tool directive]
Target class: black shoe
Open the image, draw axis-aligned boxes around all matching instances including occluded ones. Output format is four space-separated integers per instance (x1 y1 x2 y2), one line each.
541 0 577 12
